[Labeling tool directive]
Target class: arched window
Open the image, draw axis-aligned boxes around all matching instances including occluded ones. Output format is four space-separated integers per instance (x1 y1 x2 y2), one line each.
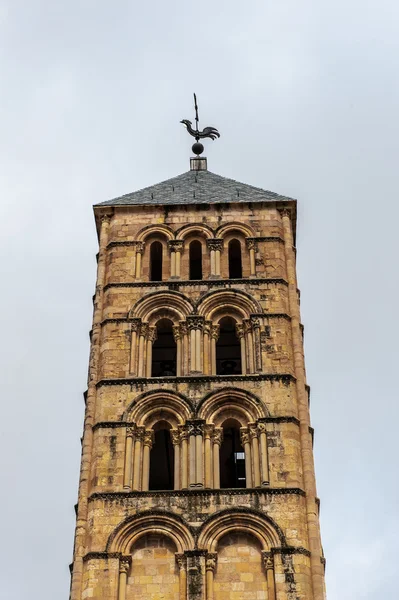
149 422 174 490
228 239 242 279
220 419 246 488
150 241 163 281
189 240 202 280
216 316 241 375
151 318 177 377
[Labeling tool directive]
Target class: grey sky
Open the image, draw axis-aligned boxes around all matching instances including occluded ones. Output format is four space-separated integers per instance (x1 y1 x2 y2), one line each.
0 1 398 598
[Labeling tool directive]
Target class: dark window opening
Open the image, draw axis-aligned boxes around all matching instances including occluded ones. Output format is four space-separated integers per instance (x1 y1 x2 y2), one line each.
189 240 203 280
216 317 241 375
220 420 246 488
228 239 242 279
151 319 176 376
150 241 163 281
149 423 174 490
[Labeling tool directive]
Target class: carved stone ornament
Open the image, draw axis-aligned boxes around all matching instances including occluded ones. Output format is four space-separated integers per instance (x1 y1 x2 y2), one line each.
235 323 245 339
119 556 131 574
212 428 223 446
243 319 252 334
139 322 149 337
179 322 188 336
204 423 215 439
207 238 223 252
168 240 184 252
130 318 141 333
187 316 205 331
148 326 157 343
257 422 267 435
246 238 258 252
173 326 181 341
210 324 220 340
100 213 111 224
170 430 180 446
143 430 154 447
278 207 291 219
248 424 258 440
203 320 212 336
186 420 205 436
240 429 250 446
178 425 189 441
135 427 145 442
255 257 264 266
175 553 187 569
250 316 261 329
206 553 217 572
126 426 136 437
261 552 274 571
135 241 145 254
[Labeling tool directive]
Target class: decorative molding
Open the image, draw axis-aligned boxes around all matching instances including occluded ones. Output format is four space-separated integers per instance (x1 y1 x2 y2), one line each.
83 551 121 562
119 555 132 574
106 237 285 250
206 553 217 572
96 373 296 388
103 278 289 292
272 546 311 557
175 553 187 569
89 487 306 501
186 419 205 436
91 416 301 431
261 551 274 571
206 238 223 252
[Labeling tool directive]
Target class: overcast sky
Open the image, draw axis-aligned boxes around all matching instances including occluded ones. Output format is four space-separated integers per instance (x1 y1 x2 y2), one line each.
0 1 398 599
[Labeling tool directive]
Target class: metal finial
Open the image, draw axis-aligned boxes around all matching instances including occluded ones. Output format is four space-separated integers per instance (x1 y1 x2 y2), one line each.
180 93 220 155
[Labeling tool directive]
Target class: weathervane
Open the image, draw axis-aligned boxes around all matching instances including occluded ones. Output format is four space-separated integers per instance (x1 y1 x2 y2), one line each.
181 93 220 156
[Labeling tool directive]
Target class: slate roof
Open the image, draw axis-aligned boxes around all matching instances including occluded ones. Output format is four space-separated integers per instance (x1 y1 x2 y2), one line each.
95 169 295 207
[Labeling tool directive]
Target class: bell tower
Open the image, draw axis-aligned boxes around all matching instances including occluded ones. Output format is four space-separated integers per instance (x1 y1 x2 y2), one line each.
70 135 326 599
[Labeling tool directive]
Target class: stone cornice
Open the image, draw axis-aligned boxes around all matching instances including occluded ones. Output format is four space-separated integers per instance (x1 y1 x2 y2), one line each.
92 415 301 431
96 373 296 388
103 278 289 292
99 312 292 327
88 487 306 501
83 552 121 562
272 546 311 557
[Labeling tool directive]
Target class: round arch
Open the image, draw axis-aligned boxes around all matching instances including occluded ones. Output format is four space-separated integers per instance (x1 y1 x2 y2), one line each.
123 389 193 424
196 387 267 424
106 511 194 554
196 289 262 321
136 224 175 242
128 291 193 322
175 223 215 240
197 508 284 552
216 222 255 239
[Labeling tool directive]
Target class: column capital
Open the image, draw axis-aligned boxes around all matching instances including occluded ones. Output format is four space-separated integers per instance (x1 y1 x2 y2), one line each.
204 423 215 440
135 426 145 441
248 423 258 440
257 421 268 434
206 553 218 572
178 424 189 442
246 237 258 251
210 324 220 340
179 321 188 337
243 319 252 334
207 238 223 252
186 419 205 436
235 323 245 339
261 551 274 571
119 555 132 574
168 240 184 253
170 429 181 446
126 425 136 437
135 241 145 254
143 429 154 447
278 207 292 219
100 213 112 224
187 316 205 331
240 427 250 445
212 427 223 446
130 318 141 333
203 320 212 336
147 326 157 343
173 325 181 341
139 322 149 337
175 553 187 570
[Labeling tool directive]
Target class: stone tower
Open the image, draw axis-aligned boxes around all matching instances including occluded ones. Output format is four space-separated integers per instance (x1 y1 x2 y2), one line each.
70 155 326 600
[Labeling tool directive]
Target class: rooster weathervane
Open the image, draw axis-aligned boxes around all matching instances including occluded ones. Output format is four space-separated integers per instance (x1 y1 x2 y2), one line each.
181 93 220 156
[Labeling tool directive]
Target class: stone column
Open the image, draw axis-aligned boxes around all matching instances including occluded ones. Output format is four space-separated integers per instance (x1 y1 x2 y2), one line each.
129 319 140 375
118 556 131 600
204 424 214 488
249 423 261 487
205 554 217 600
187 420 205 487
168 240 184 279
173 326 182 376
171 430 181 490
137 322 148 378
123 426 135 490
180 322 189 376
135 241 144 279
187 316 204 373
212 428 223 489
240 428 253 488
258 422 270 486
168 241 177 278
70 212 111 600
146 326 157 378
132 426 144 490
203 321 211 375
244 319 255 373
141 430 154 491
210 324 220 375
236 323 247 374
179 426 189 489
262 553 277 600
246 238 258 277
176 554 187 600
250 315 262 372
207 239 223 277
280 208 325 599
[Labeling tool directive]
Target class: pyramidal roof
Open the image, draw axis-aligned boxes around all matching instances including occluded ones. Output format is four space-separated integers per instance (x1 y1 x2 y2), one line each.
95 160 295 208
